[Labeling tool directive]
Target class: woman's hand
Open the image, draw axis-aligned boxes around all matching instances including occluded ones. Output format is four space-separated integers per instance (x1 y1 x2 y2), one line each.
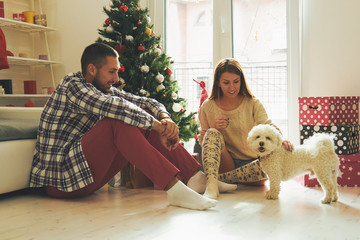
282 140 294 152
214 116 229 129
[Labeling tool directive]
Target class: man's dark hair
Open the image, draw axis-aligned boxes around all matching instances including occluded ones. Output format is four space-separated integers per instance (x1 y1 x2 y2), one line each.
81 43 119 75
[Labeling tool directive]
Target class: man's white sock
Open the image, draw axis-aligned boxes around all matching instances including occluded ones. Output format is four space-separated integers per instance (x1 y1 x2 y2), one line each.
166 181 217 210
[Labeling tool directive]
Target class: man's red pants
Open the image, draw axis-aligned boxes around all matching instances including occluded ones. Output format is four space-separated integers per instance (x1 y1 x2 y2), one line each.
46 118 201 198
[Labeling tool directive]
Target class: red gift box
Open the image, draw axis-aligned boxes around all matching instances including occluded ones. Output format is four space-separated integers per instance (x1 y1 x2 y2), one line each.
295 152 360 187
24 80 37 94
299 96 359 126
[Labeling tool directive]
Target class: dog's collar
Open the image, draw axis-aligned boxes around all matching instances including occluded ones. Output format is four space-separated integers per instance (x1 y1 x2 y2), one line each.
258 154 272 161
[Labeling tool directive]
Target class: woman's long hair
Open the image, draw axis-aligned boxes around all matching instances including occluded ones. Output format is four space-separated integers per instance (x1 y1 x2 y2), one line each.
209 58 254 100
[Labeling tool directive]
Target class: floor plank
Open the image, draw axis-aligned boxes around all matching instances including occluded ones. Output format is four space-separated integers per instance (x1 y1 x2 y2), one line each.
0 181 359 240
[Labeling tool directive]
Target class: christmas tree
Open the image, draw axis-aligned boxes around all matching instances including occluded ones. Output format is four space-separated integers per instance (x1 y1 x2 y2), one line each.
96 0 198 141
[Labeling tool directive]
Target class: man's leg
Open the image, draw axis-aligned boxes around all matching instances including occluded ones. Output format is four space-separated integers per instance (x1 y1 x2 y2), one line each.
46 118 217 210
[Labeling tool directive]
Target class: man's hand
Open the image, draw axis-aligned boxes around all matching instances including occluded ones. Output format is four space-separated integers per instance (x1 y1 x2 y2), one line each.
153 119 179 151
160 118 179 140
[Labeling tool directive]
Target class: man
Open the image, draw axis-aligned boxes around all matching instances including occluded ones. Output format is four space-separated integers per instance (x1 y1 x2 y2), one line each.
29 43 230 210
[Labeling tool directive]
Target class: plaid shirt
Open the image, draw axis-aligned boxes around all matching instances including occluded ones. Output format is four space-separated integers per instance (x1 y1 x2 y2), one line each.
30 71 168 192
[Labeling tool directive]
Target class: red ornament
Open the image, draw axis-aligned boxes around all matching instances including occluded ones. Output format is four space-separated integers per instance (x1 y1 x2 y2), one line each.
180 108 184 113
137 45 145 52
136 7 140 11
194 133 199 140
120 4 128 12
119 65 125 73
137 20 142 26
163 94 167 98
115 44 126 54
166 68 172 75
105 18 112 25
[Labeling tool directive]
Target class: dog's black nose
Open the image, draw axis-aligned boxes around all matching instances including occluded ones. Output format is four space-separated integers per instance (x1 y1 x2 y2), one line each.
259 141 264 147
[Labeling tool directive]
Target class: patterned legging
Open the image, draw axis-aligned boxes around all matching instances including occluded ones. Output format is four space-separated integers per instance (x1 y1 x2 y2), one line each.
202 128 267 183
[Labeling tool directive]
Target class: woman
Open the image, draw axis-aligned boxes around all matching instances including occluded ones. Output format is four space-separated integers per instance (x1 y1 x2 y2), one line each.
198 58 293 199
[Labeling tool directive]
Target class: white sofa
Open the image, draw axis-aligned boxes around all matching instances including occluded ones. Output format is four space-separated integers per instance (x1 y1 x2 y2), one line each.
0 97 46 194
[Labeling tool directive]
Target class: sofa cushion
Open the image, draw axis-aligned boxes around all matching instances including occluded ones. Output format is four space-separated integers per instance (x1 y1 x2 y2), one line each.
0 119 39 141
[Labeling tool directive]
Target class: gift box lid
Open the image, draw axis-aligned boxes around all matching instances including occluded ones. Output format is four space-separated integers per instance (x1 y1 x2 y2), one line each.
299 96 360 105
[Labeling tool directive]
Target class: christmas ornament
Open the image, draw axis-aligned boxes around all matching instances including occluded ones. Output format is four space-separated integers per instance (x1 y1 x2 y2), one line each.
154 48 162 54
119 65 125 73
138 45 145 52
105 18 112 25
156 73 164 83
125 35 134 42
115 44 126 54
163 94 167 98
147 16 151 24
166 68 172 75
140 64 149 73
172 103 182 112
156 84 165 92
137 20 142 26
139 88 148 96
171 92 178 100
106 25 114 33
120 4 128 12
145 27 152 36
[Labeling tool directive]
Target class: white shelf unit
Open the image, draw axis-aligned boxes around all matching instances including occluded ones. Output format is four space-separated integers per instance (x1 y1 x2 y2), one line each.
0 0 60 88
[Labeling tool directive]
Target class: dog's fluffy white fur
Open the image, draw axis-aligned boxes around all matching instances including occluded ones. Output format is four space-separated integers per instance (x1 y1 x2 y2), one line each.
247 124 340 204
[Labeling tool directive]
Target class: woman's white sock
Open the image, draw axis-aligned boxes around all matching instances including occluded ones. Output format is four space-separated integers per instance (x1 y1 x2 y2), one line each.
166 181 217 210
187 171 237 194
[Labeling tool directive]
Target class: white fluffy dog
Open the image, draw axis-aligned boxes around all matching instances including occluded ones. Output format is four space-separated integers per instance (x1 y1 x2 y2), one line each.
247 124 340 204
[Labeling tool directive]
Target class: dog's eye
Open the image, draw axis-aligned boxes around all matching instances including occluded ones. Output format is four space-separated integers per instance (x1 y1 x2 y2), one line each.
256 136 260 139
266 137 271 140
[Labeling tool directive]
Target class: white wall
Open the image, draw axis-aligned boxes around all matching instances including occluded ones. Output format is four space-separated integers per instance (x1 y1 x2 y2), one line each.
42 0 110 83
301 0 360 96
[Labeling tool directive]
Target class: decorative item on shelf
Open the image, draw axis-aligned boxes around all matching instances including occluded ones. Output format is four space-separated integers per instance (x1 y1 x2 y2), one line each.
0 1 4 18
13 13 25 21
41 87 54 95
19 53 28 58
0 79 12 94
22 11 35 24
34 14 47 26
24 80 36 94
0 85 4 95
39 54 48 60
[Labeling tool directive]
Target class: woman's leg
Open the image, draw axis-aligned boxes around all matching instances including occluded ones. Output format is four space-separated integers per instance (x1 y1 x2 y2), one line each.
201 128 225 199
218 160 267 184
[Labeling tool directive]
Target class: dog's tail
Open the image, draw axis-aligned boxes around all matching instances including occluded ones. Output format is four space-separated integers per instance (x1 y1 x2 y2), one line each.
304 133 336 157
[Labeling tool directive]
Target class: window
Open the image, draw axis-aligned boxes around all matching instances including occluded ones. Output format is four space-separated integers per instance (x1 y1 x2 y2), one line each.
164 0 292 147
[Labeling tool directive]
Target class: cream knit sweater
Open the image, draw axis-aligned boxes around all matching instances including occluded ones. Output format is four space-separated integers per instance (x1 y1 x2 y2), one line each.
198 97 277 160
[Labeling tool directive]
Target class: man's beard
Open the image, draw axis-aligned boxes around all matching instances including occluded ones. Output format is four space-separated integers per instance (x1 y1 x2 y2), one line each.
92 74 110 94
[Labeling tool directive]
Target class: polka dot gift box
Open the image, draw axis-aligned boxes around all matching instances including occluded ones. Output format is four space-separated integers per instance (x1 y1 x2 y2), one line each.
299 96 359 126
300 124 360 155
295 152 360 187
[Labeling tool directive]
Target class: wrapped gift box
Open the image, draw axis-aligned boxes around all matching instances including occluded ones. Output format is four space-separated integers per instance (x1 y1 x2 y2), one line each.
295 153 360 187
299 96 359 126
300 124 359 155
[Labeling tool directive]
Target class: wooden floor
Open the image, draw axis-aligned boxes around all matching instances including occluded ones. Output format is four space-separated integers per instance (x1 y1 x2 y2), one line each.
1 180 359 240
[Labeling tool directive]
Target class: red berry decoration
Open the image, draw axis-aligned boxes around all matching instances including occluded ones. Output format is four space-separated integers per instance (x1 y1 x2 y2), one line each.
166 68 172 75
119 65 125 73
137 20 142 26
137 45 145 52
105 18 112 25
120 4 128 12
